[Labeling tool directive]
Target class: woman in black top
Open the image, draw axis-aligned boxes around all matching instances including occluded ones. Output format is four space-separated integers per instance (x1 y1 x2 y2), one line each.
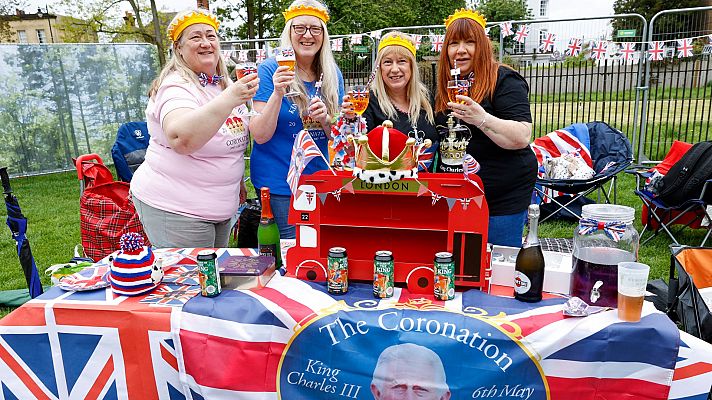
343 31 438 171
435 9 538 247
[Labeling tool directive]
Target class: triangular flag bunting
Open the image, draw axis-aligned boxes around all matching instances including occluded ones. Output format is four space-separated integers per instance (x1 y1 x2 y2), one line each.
343 181 354 194
446 198 456 211
332 189 342 202
318 193 328 204
460 197 471 210
473 195 483 208
418 183 429 197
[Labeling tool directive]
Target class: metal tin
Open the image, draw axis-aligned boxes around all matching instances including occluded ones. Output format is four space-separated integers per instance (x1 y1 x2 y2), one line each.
197 250 221 297
327 247 348 295
373 251 394 298
434 252 455 301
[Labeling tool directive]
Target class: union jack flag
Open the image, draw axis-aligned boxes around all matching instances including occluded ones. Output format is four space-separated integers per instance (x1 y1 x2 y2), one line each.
162 265 200 286
677 38 694 58
287 129 326 195
331 38 343 52
413 34 423 50
350 34 362 45
514 25 530 44
256 48 267 62
590 40 609 60
238 49 249 62
140 284 200 307
430 34 444 51
619 42 637 62
500 21 514 37
417 144 435 171
577 218 627 242
648 41 666 61
58 265 110 291
566 38 583 57
539 32 557 53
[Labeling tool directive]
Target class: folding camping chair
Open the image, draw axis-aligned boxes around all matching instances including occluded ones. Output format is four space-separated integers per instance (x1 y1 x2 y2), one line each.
626 148 712 246
532 121 633 222
667 246 712 343
111 121 150 182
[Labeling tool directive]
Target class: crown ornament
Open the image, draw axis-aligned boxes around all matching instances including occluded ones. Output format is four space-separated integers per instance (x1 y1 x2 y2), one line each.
378 34 416 56
283 4 330 23
438 115 471 168
444 8 487 29
167 11 220 43
348 121 431 184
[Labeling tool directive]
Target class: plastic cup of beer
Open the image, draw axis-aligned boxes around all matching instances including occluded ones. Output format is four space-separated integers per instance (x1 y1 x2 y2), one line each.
617 262 650 322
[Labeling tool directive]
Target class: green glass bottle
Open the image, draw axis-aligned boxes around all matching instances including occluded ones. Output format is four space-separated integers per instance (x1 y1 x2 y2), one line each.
258 187 282 268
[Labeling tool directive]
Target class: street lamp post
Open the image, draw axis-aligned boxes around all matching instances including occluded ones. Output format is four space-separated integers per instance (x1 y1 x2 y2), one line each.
36 5 55 43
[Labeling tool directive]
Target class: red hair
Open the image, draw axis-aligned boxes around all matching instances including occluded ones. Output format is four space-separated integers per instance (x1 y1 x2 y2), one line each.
435 18 499 114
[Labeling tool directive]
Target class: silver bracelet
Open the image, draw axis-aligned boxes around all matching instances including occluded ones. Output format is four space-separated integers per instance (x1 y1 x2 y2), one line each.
476 115 486 129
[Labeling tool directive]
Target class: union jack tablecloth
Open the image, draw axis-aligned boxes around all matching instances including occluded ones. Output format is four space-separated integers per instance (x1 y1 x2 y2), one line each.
1 248 710 399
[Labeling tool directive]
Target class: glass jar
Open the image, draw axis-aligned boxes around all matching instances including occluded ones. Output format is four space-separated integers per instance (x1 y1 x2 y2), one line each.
571 204 639 307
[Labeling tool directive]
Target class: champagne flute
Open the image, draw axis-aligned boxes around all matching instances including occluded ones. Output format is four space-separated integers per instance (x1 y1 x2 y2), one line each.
275 46 298 98
236 62 259 116
347 84 369 135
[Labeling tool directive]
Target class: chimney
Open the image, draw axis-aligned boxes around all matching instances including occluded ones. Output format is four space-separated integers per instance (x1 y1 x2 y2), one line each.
197 0 209 10
16 8 25 16
123 11 136 27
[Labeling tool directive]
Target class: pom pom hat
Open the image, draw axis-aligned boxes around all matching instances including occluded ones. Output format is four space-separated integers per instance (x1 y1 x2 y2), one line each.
110 233 163 296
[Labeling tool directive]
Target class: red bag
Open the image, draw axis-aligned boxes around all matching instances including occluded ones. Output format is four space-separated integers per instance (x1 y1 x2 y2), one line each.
76 154 149 261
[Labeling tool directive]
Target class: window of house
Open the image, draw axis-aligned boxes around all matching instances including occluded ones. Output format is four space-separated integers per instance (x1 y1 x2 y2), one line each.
37 29 46 44
513 40 525 54
18 30 27 43
540 0 549 16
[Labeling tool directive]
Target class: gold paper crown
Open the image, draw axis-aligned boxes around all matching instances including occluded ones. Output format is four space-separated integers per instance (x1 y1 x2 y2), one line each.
444 8 487 29
283 5 330 23
378 34 416 56
167 11 220 43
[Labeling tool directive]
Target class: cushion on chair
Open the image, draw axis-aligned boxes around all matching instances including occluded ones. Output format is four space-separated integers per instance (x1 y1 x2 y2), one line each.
653 140 693 175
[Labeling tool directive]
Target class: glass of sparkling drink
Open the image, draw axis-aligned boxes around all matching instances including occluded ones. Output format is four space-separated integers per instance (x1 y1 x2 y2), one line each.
617 262 650 322
447 79 471 104
236 62 259 116
347 85 370 116
275 46 298 98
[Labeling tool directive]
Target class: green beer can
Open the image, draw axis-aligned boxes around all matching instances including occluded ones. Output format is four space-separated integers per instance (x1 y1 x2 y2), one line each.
197 250 221 297
434 252 455 301
327 247 348 295
373 251 394 298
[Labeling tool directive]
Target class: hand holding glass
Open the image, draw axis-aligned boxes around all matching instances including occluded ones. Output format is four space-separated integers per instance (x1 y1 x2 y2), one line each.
617 262 650 322
275 46 298 98
347 85 369 116
236 62 259 116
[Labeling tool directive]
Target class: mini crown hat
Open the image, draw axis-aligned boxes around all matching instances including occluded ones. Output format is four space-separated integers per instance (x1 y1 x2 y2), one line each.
110 233 163 296
348 121 431 184
378 34 416 56
167 10 220 43
444 8 487 29
283 4 330 23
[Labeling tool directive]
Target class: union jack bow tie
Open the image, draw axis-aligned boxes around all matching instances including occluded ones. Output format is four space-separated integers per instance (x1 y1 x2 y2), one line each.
197 73 223 87
577 218 627 242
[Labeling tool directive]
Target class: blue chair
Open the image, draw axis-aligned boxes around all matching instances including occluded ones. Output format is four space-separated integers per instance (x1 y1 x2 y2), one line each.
111 122 150 182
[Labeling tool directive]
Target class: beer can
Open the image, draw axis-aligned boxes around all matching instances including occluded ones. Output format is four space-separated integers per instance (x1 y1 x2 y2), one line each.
373 251 394 298
434 252 455 301
197 250 221 297
327 247 348 295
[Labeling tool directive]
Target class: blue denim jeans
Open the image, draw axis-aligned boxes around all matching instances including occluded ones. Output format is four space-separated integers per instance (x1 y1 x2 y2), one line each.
270 194 296 239
488 210 527 248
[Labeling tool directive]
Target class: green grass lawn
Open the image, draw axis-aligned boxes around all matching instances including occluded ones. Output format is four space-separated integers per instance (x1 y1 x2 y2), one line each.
1 169 710 319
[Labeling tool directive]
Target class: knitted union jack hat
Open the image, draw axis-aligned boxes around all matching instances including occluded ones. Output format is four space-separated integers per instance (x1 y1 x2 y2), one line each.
110 233 163 296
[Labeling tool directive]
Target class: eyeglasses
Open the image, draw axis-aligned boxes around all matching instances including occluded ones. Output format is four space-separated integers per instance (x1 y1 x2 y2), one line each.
292 25 323 36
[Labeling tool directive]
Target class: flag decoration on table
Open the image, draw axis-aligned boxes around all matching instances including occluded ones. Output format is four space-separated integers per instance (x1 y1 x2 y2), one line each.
677 38 693 58
350 34 362 45
140 283 200 307
648 41 666 61
590 40 608 60
256 48 267 62
500 21 514 37
331 38 343 52
514 25 530 44
238 50 249 61
540 32 557 53
620 42 637 62
287 130 330 195
162 265 200 286
430 34 445 51
566 38 583 57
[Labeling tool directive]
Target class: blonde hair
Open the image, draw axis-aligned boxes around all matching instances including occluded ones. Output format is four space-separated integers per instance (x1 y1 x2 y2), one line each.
371 31 434 127
279 0 340 117
148 8 230 98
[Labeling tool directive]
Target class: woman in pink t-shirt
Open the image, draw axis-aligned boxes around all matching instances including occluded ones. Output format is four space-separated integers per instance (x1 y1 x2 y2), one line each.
131 8 259 248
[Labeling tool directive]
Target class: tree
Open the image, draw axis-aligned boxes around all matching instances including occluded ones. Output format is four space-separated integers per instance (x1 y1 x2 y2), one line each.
479 0 530 23
613 0 706 41
0 0 27 42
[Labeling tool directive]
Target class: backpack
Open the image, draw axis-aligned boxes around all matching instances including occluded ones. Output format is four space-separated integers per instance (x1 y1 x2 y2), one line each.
111 122 151 182
657 141 712 207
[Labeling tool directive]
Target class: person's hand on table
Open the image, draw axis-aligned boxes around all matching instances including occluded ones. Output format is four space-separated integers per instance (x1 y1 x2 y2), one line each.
448 95 488 128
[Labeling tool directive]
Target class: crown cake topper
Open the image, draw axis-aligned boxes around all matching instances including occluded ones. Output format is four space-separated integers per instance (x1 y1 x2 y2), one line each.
283 4 330 23
444 8 487 29
378 34 416 56
348 120 431 184
167 10 220 43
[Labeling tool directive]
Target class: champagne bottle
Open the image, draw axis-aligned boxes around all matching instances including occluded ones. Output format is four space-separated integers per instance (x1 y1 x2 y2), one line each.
514 204 545 302
258 187 282 268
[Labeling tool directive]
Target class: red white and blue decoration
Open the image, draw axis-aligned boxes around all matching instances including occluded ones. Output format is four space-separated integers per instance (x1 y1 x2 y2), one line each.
590 40 609 60
677 38 694 58
287 129 333 195
565 38 583 57
539 32 557 53
648 41 666 61
430 34 445 51
331 38 343 52
578 218 627 242
500 21 514 37
514 25 530 44
110 232 163 296
620 42 637 62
